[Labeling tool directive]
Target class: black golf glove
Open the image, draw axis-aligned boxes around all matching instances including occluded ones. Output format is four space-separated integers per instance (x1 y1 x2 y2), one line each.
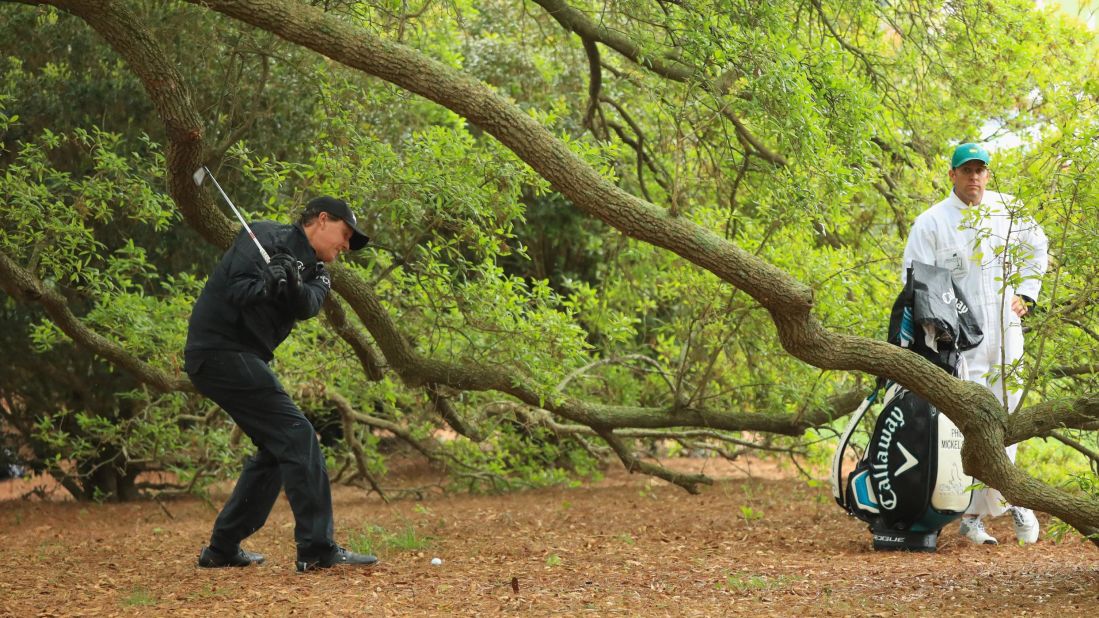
270 251 304 298
263 259 290 298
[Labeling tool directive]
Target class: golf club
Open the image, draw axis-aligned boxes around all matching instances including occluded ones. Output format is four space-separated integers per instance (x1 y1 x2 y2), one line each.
192 165 272 264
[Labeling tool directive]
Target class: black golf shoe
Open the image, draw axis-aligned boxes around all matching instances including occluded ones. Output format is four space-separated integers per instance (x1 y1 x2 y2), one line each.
296 546 378 573
197 545 266 568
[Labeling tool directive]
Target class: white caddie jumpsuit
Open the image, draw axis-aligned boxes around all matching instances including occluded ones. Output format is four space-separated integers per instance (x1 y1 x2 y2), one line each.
902 190 1048 517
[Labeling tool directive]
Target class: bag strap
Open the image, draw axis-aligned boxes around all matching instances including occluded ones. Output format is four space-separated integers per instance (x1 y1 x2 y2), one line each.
830 381 900 508
831 390 876 507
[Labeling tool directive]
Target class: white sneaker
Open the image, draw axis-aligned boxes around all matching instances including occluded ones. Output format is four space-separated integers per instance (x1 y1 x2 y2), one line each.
959 516 998 545
1010 507 1039 544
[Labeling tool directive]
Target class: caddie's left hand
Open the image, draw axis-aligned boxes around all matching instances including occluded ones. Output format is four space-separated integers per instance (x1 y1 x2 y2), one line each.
1011 295 1033 318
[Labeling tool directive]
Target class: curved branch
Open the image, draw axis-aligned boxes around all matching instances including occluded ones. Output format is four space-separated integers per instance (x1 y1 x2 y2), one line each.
327 390 389 502
580 35 601 133
322 296 385 381
809 0 884 85
1050 431 1099 472
0 249 192 393
596 428 712 494
1006 396 1099 445
336 398 439 461
1063 318 1099 344
533 0 695 82
723 152 751 239
601 95 671 191
1049 364 1099 378
562 426 806 456
720 107 788 166
425 384 484 441
606 121 655 202
323 390 511 489
556 354 675 395
534 0 786 166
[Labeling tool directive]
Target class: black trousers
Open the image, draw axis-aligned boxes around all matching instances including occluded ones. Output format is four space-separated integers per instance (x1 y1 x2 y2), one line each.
186 351 336 561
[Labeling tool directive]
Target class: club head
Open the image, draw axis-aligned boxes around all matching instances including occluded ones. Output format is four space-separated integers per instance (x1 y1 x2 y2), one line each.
192 166 208 186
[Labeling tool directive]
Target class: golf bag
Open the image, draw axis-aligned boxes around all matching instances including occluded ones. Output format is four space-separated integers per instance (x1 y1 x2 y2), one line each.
831 262 983 551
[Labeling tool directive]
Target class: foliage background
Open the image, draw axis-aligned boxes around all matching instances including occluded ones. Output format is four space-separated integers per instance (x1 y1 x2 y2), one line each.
0 1 1096 513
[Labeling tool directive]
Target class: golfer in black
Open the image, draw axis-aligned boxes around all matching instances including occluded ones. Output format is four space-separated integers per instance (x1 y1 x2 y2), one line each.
185 196 376 572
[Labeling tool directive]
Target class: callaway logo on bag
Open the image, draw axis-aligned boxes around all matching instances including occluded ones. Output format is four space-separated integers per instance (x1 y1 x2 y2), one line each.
834 382 972 551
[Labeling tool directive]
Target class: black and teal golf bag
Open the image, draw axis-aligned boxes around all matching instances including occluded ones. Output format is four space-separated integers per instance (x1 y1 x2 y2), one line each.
831 262 982 551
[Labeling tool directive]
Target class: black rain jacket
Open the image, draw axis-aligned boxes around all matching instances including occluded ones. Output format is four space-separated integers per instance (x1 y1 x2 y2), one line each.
184 221 331 367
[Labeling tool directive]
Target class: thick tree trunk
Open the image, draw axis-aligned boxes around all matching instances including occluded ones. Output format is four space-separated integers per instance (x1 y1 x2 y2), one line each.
83 462 140 502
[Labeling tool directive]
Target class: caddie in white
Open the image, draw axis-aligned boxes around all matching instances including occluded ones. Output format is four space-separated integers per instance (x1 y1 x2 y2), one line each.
902 142 1048 545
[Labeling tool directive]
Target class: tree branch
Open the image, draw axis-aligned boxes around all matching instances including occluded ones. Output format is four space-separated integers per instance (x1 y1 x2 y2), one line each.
601 95 671 191
327 390 389 502
533 0 695 81
1050 364 1099 378
426 383 484 441
1050 431 1099 473
1006 396 1099 445
533 0 786 166
0 249 192 393
580 35 602 133
322 296 385 381
596 428 712 494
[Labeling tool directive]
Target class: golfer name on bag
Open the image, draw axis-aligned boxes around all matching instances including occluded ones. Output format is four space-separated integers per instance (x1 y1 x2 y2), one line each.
871 406 909 511
941 425 963 451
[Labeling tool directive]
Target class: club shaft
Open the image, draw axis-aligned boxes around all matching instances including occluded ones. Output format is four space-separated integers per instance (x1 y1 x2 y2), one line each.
202 167 271 264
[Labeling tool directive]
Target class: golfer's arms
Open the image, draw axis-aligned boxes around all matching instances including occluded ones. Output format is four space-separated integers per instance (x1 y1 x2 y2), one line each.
223 238 275 306
289 271 329 320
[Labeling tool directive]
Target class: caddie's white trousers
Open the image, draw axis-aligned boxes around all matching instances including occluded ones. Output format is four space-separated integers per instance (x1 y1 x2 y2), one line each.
962 298 1024 518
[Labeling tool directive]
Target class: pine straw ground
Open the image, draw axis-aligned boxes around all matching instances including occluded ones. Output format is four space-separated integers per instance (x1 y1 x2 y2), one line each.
1 457 1097 617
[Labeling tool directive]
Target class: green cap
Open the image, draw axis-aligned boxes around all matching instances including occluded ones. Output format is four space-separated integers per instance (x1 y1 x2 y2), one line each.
950 143 990 169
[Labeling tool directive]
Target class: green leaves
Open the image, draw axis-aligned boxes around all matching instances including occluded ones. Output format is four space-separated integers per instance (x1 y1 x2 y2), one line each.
0 119 177 287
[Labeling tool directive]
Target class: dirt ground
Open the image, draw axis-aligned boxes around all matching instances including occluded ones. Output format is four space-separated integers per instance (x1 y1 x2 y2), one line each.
1 457 1097 617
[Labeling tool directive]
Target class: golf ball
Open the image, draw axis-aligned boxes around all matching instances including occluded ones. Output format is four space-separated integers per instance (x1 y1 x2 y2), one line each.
430 557 442 566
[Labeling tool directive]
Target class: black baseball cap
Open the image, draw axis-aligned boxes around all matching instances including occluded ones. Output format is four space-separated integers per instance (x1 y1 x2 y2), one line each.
304 196 369 250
